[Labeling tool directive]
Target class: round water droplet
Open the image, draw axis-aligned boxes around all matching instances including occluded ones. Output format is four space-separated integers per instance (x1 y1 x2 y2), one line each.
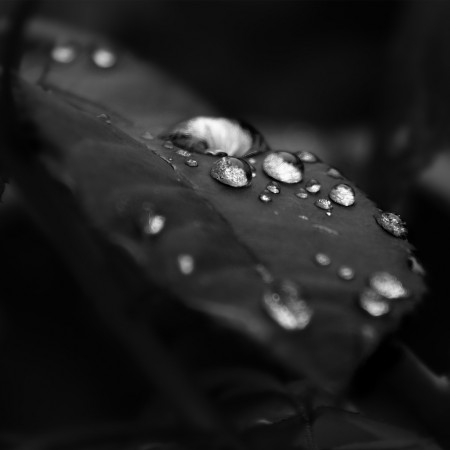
176 149 191 157
359 288 391 317
51 43 77 64
178 254 195 275
369 272 408 299
262 279 313 331
374 211 407 238
262 151 304 184
305 178 321 194
185 159 198 167
210 156 253 188
329 183 356 207
141 131 154 140
297 151 319 163
325 211 332 217
314 198 333 211
92 47 117 68
337 266 355 280
97 113 111 124
408 255 426 276
266 181 280 194
164 141 174 149
314 253 331 266
295 188 308 199
259 191 272 203
327 167 343 179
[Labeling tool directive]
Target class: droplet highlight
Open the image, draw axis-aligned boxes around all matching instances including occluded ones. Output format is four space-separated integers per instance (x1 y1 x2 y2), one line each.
262 151 304 184
51 43 77 64
305 179 321 194
314 198 333 211
178 254 195 275
314 253 331 267
329 183 355 207
92 47 117 69
374 211 407 238
210 157 252 188
359 288 391 317
266 181 280 194
369 272 408 299
337 266 355 280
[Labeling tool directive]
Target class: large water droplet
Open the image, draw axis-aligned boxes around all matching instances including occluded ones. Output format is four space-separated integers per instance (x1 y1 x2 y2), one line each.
337 266 355 280
314 198 333 211
178 254 195 275
314 253 331 266
369 272 408 299
97 113 111 124
259 191 272 203
305 179 321 194
92 47 117 68
210 157 253 188
295 188 308 199
359 288 391 317
185 159 198 167
262 151 304 184
327 167 343 179
329 183 356 207
51 43 77 64
374 211 407 238
266 181 280 194
297 151 320 163
262 279 313 331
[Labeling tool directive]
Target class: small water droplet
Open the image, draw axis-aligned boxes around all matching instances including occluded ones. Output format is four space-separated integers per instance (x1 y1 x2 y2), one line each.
314 198 333 211
329 183 355 207
266 181 280 194
408 255 426 276
176 149 191 157
262 151 304 184
325 211 332 217
359 288 391 317
374 211 407 238
210 156 253 188
369 272 408 299
97 113 111 124
337 266 355 280
178 254 195 275
92 47 117 68
327 167 343 179
314 253 331 266
298 215 309 221
141 131 154 140
305 178 321 194
295 188 308 199
164 141 174 149
51 43 77 64
185 159 198 167
136 203 166 236
144 214 166 236
248 158 257 164
259 191 272 203
262 279 313 330
297 151 319 163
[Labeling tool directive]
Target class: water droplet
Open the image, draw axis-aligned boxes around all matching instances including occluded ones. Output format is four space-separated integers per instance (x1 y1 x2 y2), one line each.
176 149 191 157
408 255 426 276
135 203 166 236
210 156 252 188
369 272 408 299
51 43 77 64
248 157 257 164
262 279 313 330
325 211 332 217
259 191 272 203
337 266 355 280
144 214 166 236
164 141 174 149
262 151 304 184
314 253 331 266
297 151 319 163
92 47 117 68
185 159 198 167
141 131 154 140
178 254 195 275
329 183 356 207
314 198 333 211
374 211 407 238
266 181 280 194
327 167 343 179
255 264 274 283
305 178 321 194
298 215 309 221
359 288 391 317
97 113 111 124
295 188 308 199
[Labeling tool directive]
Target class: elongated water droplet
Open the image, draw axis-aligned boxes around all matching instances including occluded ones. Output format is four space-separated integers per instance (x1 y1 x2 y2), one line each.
210 156 252 187
51 43 77 64
178 254 195 275
314 253 331 266
164 141 174 149
297 151 319 163
295 188 308 199
338 266 355 280
97 113 111 124
92 47 117 68
266 181 280 194
359 288 391 317
305 178 321 194
408 255 426 276
329 183 355 207
369 272 408 299
176 149 191 157
262 279 313 330
374 211 407 238
312 224 339 236
141 131 154 140
327 167 343 179
262 151 304 184
315 198 333 211
259 191 272 203
185 159 198 167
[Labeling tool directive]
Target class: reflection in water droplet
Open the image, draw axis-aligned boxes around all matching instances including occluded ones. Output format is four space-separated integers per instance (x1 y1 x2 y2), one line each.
329 183 355 207
369 272 408 299
141 131 154 140
305 179 321 194
262 151 304 184
297 151 319 163
299 215 309 221
97 113 111 124
176 149 191 157
338 266 355 280
92 48 117 68
185 159 198 167
314 253 331 266
266 181 280 194
262 279 313 330
315 198 333 211
327 167 343 179
210 157 253 187
259 191 272 203
374 211 407 238
178 254 195 275
295 188 308 199
359 288 391 317
51 43 77 64
408 255 426 276
164 141 174 149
